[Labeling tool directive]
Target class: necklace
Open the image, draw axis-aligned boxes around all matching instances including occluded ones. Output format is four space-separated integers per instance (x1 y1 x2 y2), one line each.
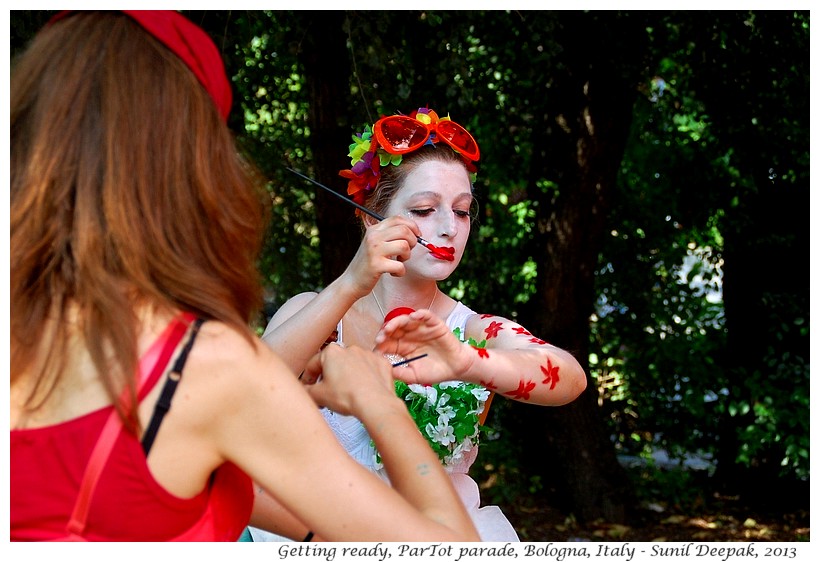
372 289 438 366
371 289 438 322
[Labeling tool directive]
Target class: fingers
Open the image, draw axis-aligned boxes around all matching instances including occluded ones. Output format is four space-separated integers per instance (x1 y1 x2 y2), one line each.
377 215 421 239
302 345 397 414
375 309 440 345
369 240 413 270
347 219 419 290
299 351 324 385
365 217 419 254
373 309 469 385
346 216 421 295
301 345 343 409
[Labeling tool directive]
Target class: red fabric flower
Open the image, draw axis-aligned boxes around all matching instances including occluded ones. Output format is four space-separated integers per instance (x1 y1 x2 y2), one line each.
339 145 380 207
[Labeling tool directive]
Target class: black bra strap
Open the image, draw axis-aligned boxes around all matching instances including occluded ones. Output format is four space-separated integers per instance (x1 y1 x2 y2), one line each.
141 318 205 455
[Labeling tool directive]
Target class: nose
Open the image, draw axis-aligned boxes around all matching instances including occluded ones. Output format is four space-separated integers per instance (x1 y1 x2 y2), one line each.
438 212 457 238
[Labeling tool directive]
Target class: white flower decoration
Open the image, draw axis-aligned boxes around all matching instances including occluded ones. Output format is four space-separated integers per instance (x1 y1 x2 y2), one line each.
408 384 438 407
425 422 456 446
438 381 462 390
371 330 492 467
471 386 491 402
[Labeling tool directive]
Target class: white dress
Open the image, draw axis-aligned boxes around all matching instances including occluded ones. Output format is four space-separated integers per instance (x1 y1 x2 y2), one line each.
249 302 519 542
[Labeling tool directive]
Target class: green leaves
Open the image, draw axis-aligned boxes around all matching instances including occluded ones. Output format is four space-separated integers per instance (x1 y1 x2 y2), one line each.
374 380 490 467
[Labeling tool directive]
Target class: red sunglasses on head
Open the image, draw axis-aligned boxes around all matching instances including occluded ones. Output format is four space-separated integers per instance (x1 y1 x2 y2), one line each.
373 114 480 162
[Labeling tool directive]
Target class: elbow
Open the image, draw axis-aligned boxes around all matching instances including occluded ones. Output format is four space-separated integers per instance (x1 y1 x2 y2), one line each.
573 366 588 399
556 362 587 406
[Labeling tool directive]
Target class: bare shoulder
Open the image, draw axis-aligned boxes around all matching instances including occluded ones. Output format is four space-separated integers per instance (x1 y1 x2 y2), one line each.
263 291 319 336
181 320 257 366
463 310 515 333
284 291 320 307
179 321 298 413
138 320 313 494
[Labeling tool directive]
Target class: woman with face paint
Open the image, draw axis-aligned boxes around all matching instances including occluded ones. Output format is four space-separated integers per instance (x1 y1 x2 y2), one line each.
256 108 588 541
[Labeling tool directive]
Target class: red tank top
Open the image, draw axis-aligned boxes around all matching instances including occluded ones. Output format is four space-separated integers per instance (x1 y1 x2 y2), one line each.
10 315 254 541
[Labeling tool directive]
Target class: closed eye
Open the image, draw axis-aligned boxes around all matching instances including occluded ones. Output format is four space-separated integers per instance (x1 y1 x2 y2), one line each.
409 208 471 219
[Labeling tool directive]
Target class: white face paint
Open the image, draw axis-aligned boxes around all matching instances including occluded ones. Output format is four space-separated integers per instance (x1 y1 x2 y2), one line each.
386 160 473 279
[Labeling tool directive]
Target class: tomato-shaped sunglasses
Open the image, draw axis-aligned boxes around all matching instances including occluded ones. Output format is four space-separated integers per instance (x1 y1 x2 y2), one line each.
373 114 480 162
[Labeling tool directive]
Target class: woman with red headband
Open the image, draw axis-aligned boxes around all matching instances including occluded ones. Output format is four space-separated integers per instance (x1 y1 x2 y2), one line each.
10 12 480 542
257 108 588 541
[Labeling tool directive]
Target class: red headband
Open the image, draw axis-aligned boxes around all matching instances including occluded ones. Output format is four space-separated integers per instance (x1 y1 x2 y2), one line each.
49 11 232 121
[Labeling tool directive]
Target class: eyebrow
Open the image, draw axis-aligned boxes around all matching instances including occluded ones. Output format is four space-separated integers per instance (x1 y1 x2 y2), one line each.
406 191 474 203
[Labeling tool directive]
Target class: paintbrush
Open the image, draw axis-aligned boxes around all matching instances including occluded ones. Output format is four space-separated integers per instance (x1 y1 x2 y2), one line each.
390 353 428 368
298 353 428 381
286 167 455 261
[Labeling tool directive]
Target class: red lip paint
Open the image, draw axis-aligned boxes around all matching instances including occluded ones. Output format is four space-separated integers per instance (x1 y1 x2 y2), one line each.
424 243 455 261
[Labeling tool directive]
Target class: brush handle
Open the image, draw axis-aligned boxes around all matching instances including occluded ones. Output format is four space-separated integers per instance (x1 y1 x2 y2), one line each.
286 167 386 221
391 354 428 367
286 167 438 253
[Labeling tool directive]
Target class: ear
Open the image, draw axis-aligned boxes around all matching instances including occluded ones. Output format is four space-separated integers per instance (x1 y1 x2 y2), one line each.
362 214 379 228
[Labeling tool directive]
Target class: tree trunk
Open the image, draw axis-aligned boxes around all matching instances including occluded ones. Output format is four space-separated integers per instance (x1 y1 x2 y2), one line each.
297 12 362 284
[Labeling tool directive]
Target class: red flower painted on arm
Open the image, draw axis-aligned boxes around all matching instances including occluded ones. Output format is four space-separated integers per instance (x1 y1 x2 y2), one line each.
484 321 504 340
540 358 560 390
471 345 489 359
504 379 536 400
513 326 532 337
480 379 498 391
530 337 547 345
480 313 494 319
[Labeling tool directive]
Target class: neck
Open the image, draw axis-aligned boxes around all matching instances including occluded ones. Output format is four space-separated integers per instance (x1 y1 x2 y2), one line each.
371 283 439 320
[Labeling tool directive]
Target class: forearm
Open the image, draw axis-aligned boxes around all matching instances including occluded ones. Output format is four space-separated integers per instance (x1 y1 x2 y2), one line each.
375 309 585 405
212 337 475 542
249 485 322 541
262 279 361 374
450 314 588 405
459 344 587 405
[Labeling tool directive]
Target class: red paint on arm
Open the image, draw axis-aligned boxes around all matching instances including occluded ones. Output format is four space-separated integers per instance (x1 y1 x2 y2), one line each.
484 321 504 339
480 379 499 391
504 379 536 400
472 346 490 359
540 358 560 390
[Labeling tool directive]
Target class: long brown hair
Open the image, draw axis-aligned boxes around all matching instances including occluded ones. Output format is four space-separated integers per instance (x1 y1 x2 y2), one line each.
10 12 269 430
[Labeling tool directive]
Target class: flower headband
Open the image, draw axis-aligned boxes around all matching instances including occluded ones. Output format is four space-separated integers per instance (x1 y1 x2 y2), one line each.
339 108 480 207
